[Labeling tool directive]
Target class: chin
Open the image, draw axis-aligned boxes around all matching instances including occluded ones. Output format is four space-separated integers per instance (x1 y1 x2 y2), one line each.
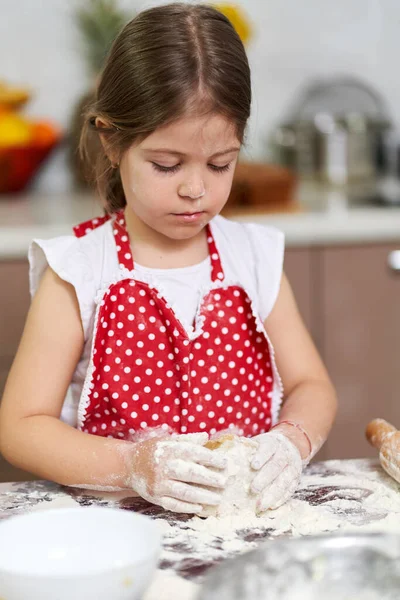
164 223 207 240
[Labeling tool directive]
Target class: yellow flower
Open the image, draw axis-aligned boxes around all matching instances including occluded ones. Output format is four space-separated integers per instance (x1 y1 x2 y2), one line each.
213 4 252 44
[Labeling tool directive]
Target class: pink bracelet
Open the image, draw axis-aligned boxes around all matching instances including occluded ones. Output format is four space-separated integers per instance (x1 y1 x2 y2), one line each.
272 420 313 457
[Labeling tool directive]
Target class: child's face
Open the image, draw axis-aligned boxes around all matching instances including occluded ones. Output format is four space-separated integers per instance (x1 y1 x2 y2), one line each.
119 113 241 239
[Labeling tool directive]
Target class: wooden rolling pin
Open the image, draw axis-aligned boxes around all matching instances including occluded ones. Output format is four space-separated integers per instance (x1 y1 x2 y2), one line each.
366 419 400 484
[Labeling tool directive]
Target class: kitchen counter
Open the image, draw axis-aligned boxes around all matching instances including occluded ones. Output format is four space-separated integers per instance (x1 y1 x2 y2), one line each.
1 458 400 597
1 182 400 259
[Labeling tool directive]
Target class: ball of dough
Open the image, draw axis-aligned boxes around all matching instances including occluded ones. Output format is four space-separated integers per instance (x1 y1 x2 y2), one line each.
201 434 258 517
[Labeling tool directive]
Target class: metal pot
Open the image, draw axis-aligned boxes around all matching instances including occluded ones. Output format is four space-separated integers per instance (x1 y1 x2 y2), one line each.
272 76 392 185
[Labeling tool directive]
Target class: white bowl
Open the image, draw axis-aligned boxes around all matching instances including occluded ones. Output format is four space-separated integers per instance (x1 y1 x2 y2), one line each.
0 506 161 600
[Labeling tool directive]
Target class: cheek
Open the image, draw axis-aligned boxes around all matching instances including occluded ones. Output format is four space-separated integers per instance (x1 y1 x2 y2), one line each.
210 176 234 202
124 168 164 206
141 177 175 210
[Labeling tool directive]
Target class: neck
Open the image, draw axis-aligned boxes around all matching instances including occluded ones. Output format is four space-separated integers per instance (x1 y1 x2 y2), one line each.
124 207 208 268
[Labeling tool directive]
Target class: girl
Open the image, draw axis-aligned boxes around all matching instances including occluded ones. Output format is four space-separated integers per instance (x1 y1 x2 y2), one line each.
0 3 336 515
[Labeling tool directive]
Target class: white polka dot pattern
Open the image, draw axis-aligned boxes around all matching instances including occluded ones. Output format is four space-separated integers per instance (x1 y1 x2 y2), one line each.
75 212 274 439
73 214 111 238
81 279 274 438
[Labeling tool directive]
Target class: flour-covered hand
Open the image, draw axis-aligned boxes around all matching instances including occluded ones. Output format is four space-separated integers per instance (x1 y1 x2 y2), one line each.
128 432 227 514
250 431 303 512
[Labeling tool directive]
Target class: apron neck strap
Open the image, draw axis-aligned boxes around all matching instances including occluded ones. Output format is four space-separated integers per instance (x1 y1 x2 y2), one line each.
113 212 225 281
206 226 225 282
113 212 134 271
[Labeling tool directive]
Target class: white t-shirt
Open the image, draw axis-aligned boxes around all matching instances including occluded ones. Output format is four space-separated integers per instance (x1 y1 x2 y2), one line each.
134 258 211 334
29 214 285 426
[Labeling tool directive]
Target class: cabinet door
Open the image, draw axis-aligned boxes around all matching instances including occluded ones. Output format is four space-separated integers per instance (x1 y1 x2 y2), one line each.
0 261 30 361
283 248 328 461
0 260 30 398
321 243 400 459
284 248 314 336
0 260 34 482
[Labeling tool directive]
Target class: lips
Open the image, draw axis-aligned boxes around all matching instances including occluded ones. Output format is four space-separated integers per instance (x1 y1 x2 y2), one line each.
171 211 206 223
173 211 204 216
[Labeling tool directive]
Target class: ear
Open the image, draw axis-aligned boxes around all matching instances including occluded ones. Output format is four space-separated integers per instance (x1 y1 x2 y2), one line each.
95 117 119 165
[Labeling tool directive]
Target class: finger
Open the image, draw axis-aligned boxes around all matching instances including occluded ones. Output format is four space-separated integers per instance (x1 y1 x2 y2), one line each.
166 459 227 489
268 479 299 510
172 432 209 445
251 449 289 494
159 496 203 514
163 480 222 506
169 443 227 469
251 436 280 470
258 479 298 512
257 466 300 512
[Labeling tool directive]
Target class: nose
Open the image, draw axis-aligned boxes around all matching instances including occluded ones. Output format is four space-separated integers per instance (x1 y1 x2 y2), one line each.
178 177 205 200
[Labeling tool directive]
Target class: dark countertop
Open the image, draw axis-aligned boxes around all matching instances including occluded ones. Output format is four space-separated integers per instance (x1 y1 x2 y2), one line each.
1 458 400 585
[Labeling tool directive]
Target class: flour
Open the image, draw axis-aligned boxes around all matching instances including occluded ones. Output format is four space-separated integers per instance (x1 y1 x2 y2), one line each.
67 483 130 493
4 459 400 599
202 435 258 516
155 459 400 582
28 496 79 512
143 569 199 600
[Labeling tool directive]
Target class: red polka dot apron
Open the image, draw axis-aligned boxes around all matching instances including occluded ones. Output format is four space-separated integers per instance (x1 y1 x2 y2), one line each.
74 212 280 440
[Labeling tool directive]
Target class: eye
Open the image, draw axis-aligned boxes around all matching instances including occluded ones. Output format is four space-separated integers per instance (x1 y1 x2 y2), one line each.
152 162 180 174
208 163 232 173
151 161 232 174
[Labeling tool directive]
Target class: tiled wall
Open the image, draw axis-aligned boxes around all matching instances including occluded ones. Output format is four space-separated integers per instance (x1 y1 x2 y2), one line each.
1 0 398 192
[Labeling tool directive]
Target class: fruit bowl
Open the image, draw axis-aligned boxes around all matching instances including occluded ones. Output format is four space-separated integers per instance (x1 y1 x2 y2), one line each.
0 82 62 193
0 135 61 194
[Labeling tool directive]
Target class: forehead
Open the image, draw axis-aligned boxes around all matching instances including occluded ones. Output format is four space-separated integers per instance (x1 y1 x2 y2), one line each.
139 114 240 155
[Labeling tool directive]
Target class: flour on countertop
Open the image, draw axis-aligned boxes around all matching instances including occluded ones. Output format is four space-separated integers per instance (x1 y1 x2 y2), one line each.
143 570 199 600
2 459 400 595
155 459 400 579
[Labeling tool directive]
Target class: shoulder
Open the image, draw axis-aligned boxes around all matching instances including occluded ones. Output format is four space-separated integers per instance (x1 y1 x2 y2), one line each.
211 215 285 321
29 218 115 286
28 218 117 338
211 214 284 258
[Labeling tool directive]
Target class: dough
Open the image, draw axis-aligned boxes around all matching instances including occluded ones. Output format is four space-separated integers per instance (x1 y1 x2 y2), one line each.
201 434 258 516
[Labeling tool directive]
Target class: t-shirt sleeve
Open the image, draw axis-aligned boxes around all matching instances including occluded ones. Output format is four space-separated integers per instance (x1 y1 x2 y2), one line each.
28 235 97 340
244 223 285 322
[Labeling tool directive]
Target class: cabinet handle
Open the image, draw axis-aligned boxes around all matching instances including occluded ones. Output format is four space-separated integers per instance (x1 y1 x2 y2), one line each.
388 250 400 272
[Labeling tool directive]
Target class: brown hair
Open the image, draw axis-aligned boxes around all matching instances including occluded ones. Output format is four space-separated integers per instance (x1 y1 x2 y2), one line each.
80 2 251 213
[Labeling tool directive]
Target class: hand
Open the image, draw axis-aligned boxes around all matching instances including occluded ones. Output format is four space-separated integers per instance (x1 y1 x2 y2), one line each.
127 432 227 514
250 431 303 512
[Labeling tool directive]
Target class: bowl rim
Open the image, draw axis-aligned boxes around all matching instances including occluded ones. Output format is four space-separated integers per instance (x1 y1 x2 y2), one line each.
198 531 400 599
0 506 162 578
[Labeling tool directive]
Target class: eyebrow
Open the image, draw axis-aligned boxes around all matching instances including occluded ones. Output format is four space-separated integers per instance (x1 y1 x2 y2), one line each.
142 146 241 158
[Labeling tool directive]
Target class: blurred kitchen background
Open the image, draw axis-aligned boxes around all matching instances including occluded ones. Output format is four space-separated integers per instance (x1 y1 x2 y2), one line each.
1 0 400 481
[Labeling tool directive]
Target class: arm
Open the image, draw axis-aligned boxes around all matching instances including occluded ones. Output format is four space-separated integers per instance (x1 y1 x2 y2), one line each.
250 273 337 512
264 273 337 460
0 268 226 512
0 267 133 488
